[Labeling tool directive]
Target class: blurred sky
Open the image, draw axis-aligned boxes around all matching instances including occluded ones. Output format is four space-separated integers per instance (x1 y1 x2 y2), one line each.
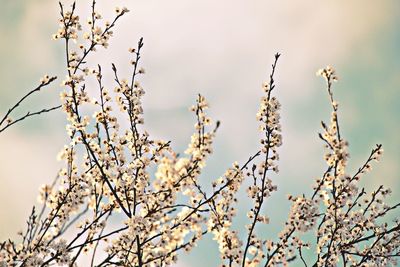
0 0 399 266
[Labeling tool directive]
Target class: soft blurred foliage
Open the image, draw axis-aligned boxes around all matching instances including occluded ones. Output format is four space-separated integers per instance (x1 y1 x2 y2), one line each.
0 1 399 266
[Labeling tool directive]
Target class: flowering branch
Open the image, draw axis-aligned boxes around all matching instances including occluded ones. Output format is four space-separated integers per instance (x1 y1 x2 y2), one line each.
0 75 59 133
0 1 399 267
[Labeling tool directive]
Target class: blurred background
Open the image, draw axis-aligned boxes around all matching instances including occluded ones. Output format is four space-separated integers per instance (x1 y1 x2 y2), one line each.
0 0 399 266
